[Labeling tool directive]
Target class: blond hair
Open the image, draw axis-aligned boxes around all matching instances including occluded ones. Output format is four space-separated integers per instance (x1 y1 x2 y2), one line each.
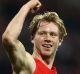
29 12 67 40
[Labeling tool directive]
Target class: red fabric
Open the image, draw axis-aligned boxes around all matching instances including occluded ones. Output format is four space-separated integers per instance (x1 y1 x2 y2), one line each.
34 58 57 74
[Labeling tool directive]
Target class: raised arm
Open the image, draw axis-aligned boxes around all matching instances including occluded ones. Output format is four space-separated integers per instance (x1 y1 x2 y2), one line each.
2 0 41 74
2 0 41 41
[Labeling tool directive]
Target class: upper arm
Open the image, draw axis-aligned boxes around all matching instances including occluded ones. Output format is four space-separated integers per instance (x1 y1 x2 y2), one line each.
2 39 36 74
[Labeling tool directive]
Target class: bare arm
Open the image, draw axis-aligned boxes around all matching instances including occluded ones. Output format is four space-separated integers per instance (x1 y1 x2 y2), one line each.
2 0 41 74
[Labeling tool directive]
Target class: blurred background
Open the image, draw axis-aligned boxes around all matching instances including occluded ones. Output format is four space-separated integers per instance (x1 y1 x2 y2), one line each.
0 0 80 74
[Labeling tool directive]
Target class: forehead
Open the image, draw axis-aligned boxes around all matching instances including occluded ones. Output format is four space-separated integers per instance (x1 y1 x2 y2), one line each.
37 21 59 32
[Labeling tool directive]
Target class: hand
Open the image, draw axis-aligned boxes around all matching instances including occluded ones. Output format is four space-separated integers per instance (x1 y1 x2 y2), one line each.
26 0 42 13
31 0 42 13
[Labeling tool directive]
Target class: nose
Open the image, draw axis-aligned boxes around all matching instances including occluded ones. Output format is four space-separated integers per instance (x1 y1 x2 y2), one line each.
44 39 51 43
44 34 51 43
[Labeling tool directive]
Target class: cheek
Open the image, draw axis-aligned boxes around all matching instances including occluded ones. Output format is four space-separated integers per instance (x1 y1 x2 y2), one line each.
53 38 60 45
34 37 44 47
35 36 44 42
34 36 40 43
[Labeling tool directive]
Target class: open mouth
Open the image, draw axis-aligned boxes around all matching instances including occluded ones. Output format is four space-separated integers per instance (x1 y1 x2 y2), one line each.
42 44 52 48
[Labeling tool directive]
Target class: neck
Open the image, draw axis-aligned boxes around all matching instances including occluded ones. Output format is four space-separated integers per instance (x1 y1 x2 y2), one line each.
32 49 56 69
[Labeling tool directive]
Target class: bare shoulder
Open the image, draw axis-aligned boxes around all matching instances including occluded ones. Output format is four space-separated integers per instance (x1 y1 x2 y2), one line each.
12 51 36 74
12 41 36 74
3 39 36 74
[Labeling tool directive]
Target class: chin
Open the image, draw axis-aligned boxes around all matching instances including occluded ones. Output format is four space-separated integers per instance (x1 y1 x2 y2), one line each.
42 51 52 57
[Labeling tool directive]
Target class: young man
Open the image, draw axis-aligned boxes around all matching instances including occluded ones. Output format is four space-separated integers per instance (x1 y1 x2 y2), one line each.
2 0 67 74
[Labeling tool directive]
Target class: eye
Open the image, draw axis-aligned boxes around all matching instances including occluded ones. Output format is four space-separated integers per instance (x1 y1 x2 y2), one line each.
50 32 58 37
38 32 46 35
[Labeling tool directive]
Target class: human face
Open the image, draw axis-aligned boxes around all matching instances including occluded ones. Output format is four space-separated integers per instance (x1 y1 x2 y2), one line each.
32 21 61 57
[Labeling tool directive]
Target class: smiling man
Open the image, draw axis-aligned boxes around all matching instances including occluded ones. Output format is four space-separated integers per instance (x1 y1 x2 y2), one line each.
2 0 67 74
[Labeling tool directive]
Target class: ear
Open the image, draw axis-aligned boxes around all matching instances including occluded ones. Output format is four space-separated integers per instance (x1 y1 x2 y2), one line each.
31 39 34 44
59 39 63 46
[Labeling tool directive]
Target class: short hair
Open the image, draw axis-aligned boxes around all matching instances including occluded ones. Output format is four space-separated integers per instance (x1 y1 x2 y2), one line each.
29 12 67 40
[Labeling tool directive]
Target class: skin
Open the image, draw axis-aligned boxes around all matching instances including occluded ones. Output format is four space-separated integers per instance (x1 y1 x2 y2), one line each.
2 0 62 74
32 21 62 68
33 21 60 56
2 0 41 74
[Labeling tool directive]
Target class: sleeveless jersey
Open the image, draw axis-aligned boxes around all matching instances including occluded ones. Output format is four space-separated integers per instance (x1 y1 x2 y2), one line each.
33 58 57 74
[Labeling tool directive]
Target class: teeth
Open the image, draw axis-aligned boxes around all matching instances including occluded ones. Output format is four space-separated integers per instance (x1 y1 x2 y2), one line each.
42 44 52 48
